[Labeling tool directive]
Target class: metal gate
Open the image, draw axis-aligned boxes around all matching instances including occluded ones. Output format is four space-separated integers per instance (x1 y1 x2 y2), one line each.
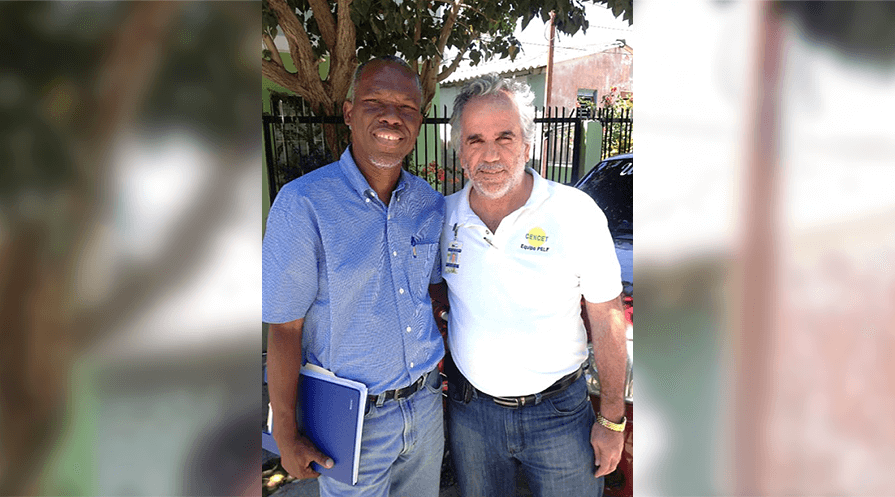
264 94 630 202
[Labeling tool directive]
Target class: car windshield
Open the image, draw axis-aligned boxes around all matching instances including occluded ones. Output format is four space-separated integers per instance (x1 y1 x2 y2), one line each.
578 158 632 236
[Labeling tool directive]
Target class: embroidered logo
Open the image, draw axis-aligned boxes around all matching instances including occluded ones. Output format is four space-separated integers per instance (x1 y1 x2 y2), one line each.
521 227 550 252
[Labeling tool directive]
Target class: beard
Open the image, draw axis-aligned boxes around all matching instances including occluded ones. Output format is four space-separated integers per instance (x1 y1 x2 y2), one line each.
369 155 403 169
465 160 526 200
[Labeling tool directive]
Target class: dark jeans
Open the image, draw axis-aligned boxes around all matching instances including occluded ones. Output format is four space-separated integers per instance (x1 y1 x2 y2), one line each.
447 375 603 496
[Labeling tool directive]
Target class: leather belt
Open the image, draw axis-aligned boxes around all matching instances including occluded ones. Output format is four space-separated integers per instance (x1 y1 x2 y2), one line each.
367 368 437 406
444 351 584 409
481 367 583 408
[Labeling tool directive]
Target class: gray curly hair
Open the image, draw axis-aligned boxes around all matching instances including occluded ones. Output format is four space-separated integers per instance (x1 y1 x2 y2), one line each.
449 73 536 151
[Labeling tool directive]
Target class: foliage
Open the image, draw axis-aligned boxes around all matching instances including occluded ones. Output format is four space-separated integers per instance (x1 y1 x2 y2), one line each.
599 85 633 112
262 0 632 117
598 86 632 157
596 0 632 26
409 160 463 194
576 95 597 118
262 0 632 159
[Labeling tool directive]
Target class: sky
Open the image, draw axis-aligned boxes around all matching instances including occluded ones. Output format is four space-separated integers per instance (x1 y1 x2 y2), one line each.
513 2 634 52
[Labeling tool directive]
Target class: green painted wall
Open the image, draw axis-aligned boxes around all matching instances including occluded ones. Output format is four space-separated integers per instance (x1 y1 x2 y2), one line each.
583 121 603 175
527 73 547 107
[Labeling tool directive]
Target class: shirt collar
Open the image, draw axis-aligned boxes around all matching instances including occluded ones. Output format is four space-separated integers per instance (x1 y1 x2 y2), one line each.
339 146 410 202
523 167 550 209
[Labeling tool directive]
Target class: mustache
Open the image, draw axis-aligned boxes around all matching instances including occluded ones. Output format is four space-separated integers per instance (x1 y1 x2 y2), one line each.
471 163 506 173
373 124 404 133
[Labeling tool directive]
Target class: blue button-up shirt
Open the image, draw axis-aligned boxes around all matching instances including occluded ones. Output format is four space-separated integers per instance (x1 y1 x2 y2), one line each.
262 148 445 394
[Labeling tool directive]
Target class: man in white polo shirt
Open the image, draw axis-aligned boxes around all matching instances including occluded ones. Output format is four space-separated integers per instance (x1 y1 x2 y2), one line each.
440 73 627 496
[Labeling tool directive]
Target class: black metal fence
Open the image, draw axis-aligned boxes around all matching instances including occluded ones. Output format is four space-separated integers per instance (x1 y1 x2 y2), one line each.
594 106 633 160
264 94 632 203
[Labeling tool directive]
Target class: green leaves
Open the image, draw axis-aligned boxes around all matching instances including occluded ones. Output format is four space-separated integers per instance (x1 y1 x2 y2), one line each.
597 0 632 26
263 0 629 112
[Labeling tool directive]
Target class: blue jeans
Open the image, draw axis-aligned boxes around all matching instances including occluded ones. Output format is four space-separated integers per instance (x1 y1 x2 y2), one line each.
319 369 444 497
447 375 603 497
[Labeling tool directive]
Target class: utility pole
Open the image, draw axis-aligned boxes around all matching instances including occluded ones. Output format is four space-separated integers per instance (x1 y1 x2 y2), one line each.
545 10 556 109
541 10 556 176
733 2 784 494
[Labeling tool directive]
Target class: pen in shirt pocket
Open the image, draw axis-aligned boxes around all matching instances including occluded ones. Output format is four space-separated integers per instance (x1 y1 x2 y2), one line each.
411 236 417 258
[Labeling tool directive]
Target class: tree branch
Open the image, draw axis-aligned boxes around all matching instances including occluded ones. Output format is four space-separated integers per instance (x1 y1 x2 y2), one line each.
432 0 487 19
419 58 436 111
307 0 337 50
328 0 357 109
267 0 329 107
438 46 467 81
414 0 423 46
262 58 307 96
263 32 284 67
437 0 462 54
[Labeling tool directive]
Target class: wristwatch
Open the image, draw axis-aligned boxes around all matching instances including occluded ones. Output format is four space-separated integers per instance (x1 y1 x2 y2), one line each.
596 412 627 432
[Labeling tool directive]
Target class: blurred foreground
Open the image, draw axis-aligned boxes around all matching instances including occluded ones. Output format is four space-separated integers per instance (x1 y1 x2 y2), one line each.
0 3 259 495
637 1 895 495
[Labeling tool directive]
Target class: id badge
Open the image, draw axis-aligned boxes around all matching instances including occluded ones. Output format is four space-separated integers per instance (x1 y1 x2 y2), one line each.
445 240 462 274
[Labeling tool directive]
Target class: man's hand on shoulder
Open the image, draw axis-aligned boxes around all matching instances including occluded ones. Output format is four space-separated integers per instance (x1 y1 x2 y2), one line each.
277 433 334 479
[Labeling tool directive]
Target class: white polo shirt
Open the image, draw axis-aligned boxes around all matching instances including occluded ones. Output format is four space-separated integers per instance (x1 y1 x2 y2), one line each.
442 169 621 396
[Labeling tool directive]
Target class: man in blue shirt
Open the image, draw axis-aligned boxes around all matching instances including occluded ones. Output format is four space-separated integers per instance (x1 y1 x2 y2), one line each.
263 56 445 496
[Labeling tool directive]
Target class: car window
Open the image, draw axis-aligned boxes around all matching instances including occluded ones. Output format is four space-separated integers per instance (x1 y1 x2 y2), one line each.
578 158 632 235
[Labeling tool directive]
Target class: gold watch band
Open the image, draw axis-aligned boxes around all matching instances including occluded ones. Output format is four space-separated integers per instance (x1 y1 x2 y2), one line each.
596 412 627 432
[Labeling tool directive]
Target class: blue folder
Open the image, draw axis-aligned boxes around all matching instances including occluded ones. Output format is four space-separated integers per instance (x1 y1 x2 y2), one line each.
297 365 368 485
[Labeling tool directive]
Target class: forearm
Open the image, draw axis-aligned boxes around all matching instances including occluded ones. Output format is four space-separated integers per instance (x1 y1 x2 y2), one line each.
586 295 627 421
267 319 304 442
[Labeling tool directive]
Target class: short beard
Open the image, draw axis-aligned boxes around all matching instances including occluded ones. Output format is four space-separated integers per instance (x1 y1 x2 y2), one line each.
467 162 524 200
369 156 403 169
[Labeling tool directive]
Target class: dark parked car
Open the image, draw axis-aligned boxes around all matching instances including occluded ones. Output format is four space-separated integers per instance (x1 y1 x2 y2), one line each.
575 152 632 296
575 152 633 497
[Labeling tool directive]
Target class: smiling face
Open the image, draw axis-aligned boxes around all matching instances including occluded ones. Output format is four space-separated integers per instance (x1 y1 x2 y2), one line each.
343 60 423 170
459 92 531 199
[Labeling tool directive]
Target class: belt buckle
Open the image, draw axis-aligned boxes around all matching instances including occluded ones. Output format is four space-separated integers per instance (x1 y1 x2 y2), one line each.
395 371 426 401
492 396 521 408
393 387 407 401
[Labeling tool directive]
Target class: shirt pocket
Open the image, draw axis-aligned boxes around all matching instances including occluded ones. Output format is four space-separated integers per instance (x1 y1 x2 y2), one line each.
408 241 439 301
